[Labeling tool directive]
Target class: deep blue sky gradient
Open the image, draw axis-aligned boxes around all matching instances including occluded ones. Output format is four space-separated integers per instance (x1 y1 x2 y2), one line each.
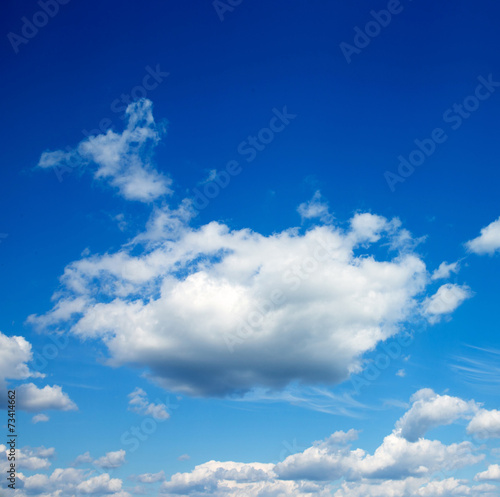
1 0 500 487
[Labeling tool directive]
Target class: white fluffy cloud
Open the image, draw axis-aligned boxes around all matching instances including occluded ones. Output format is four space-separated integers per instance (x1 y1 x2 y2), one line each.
333 477 496 497
135 470 166 483
476 465 500 482
395 389 477 442
29 101 475 398
16 446 55 471
394 389 500 444
0 445 55 483
72 449 127 469
297 190 333 223
155 389 498 496
160 460 286 496
76 473 123 494
3 461 129 497
73 451 94 466
17 383 77 412
275 432 480 482
2 389 498 497
23 468 86 494
159 427 484 496
0 331 43 387
160 471 497 497
38 99 171 202
431 261 460 280
32 413 50 423
466 217 500 255
423 283 472 323
0 331 77 414
30 207 455 397
128 388 171 420
467 409 500 439
95 450 127 469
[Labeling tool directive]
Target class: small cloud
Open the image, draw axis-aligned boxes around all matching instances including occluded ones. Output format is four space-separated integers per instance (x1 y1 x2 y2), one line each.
114 213 128 232
197 169 217 186
136 470 165 483
73 451 93 466
32 413 49 423
178 454 190 461
431 261 460 280
423 284 473 323
475 464 500 481
95 449 127 469
297 190 333 224
17 446 55 471
466 216 500 255
128 387 171 420
17 383 77 412
396 369 406 377
467 409 500 439
37 99 172 202
72 449 126 469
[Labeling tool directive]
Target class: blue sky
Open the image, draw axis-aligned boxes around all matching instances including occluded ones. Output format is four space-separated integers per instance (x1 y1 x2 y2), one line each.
1 1 500 496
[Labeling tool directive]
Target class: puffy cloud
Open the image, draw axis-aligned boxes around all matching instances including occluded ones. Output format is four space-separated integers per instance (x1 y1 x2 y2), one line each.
0 331 44 388
475 464 500 482
467 409 500 439
333 477 424 497
72 449 127 469
6 465 131 497
431 261 460 280
160 460 288 496
16 383 77 412
76 473 123 494
349 212 396 244
423 284 472 323
38 99 171 202
0 331 76 415
415 478 495 497
161 471 494 497
136 470 165 483
23 467 86 494
466 217 500 255
276 432 480 482
30 100 474 398
32 413 50 423
29 208 442 397
159 434 483 496
16 446 55 471
0 445 55 473
297 190 333 223
395 389 477 442
73 451 93 466
2 389 497 497
95 450 127 469
128 388 170 420
156 389 492 496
